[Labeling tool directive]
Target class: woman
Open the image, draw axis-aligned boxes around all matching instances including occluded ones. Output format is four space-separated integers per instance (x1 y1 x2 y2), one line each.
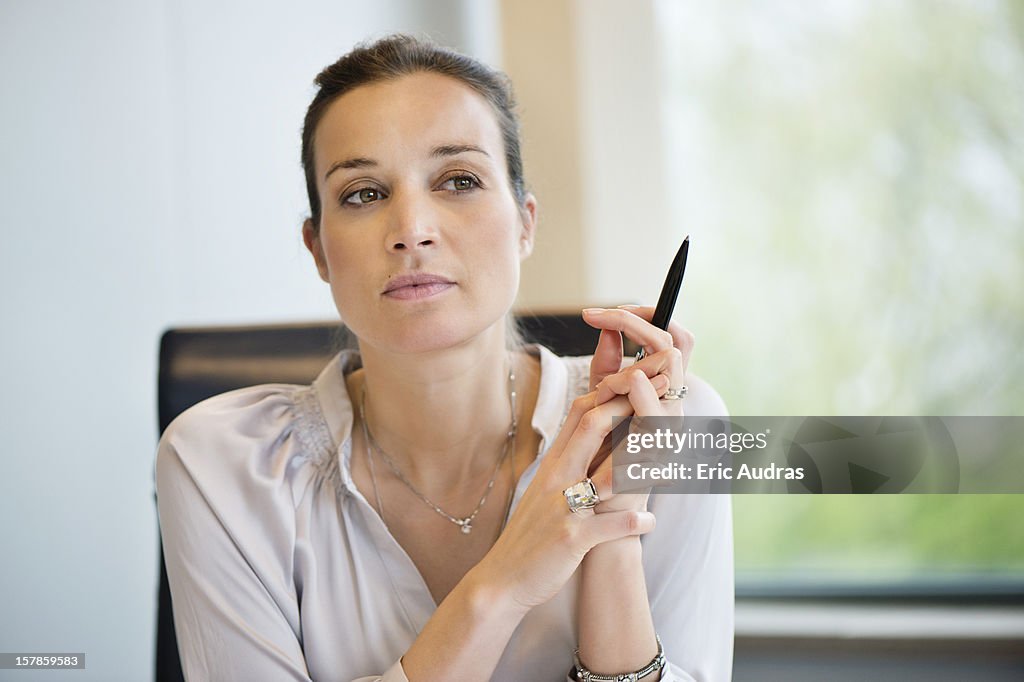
156 34 733 682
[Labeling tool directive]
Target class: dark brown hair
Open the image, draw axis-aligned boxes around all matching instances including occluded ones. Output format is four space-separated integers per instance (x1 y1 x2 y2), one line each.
301 34 528 231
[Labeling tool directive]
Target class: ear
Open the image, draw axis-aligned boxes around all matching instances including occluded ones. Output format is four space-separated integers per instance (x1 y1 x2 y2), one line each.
302 218 330 283
517 192 538 260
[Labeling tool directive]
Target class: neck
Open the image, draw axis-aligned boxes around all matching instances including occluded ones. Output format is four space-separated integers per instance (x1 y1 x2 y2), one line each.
349 325 526 495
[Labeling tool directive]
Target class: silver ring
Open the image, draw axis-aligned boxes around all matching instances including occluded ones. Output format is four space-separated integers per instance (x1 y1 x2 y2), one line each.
662 386 688 400
563 478 600 514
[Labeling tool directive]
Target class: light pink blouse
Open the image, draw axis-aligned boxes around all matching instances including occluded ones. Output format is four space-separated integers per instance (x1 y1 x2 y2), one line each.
155 344 734 681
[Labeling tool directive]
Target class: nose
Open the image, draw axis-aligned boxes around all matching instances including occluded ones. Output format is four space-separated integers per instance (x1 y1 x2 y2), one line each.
385 190 440 253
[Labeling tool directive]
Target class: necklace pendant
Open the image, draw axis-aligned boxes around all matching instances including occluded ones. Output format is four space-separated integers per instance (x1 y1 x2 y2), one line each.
361 363 516 543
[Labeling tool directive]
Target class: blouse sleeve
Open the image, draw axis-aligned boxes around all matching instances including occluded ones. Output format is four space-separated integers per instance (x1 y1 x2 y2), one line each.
644 373 735 682
155 386 410 682
642 492 734 682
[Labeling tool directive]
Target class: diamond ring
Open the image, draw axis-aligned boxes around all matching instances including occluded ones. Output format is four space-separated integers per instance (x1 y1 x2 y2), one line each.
563 478 600 514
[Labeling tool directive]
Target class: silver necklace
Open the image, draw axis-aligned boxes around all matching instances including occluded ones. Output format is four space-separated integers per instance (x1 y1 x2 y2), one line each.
361 361 518 536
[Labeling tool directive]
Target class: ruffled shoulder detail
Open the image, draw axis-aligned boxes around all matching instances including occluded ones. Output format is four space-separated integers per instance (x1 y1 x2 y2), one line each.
561 354 593 400
288 385 343 500
158 384 320 505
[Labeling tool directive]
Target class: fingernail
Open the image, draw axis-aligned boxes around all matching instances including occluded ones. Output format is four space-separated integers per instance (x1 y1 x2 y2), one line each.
582 308 605 316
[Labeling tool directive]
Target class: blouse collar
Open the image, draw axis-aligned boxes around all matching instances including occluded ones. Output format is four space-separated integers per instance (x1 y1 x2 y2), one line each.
311 343 570 495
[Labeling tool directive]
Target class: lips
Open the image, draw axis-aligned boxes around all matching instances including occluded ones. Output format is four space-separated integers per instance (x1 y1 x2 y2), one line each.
382 272 456 299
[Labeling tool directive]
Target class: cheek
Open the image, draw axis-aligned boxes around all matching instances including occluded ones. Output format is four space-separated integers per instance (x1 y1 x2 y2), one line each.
475 221 523 301
323 242 354 283
465 201 523 260
321 237 373 306
464 223 521 293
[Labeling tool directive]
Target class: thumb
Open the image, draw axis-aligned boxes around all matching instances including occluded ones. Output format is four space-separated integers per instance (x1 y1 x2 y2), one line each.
590 328 624 391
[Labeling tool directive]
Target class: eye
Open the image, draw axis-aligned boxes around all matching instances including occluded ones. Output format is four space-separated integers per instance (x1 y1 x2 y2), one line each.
342 186 387 206
439 174 481 193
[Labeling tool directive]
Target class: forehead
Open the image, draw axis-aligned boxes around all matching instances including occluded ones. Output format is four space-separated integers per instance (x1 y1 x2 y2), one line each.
314 71 504 175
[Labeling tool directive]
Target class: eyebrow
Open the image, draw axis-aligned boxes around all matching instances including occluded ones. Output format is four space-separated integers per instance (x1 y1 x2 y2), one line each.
431 143 490 159
323 144 490 181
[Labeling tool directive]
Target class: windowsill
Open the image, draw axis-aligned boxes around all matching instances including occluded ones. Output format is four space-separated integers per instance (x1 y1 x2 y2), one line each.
736 598 1024 640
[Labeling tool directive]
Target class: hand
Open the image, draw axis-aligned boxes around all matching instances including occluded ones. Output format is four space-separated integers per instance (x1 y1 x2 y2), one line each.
473 388 657 613
579 306 695 515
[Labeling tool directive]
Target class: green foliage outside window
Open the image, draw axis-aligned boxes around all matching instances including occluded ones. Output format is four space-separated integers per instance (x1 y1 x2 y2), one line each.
661 0 1024 583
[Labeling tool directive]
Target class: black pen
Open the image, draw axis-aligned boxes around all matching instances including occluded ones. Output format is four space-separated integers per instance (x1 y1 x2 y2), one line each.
593 235 690 477
635 235 689 362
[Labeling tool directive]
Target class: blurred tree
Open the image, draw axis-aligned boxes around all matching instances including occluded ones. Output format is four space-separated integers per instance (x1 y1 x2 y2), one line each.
661 0 1024 581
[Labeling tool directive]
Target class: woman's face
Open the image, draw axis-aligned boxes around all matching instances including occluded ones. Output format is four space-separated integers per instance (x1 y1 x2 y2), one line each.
303 71 536 355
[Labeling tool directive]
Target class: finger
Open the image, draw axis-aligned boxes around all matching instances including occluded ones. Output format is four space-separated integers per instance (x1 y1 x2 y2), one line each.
582 308 676 359
589 464 615 499
588 462 649 500
581 510 656 547
594 371 670 406
617 305 696 374
625 349 687 418
589 327 624 391
590 450 676 497
623 367 666 416
539 391 596 469
586 366 672 477
589 454 643 497
555 394 635 479
586 432 615 477
594 348 682 405
593 367 666 417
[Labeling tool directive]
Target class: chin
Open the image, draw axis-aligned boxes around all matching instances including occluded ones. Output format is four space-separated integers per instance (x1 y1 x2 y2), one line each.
369 312 506 357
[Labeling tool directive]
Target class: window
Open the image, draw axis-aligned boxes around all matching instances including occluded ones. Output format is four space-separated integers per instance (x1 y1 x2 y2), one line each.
656 0 1024 590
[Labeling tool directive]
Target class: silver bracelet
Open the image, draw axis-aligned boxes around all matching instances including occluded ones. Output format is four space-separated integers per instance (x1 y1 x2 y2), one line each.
573 634 665 682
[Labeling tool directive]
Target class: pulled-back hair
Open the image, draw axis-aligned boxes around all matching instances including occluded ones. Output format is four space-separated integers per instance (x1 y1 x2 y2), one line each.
301 34 527 231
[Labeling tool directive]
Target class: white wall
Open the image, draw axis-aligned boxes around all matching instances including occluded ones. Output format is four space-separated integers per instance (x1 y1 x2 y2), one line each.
0 2 490 679
574 0 677 305
503 0 679 311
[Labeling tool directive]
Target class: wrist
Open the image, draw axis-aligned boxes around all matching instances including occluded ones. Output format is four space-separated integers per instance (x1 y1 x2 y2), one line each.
575 634 665 682
463 565 531 622
585 534 643 563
